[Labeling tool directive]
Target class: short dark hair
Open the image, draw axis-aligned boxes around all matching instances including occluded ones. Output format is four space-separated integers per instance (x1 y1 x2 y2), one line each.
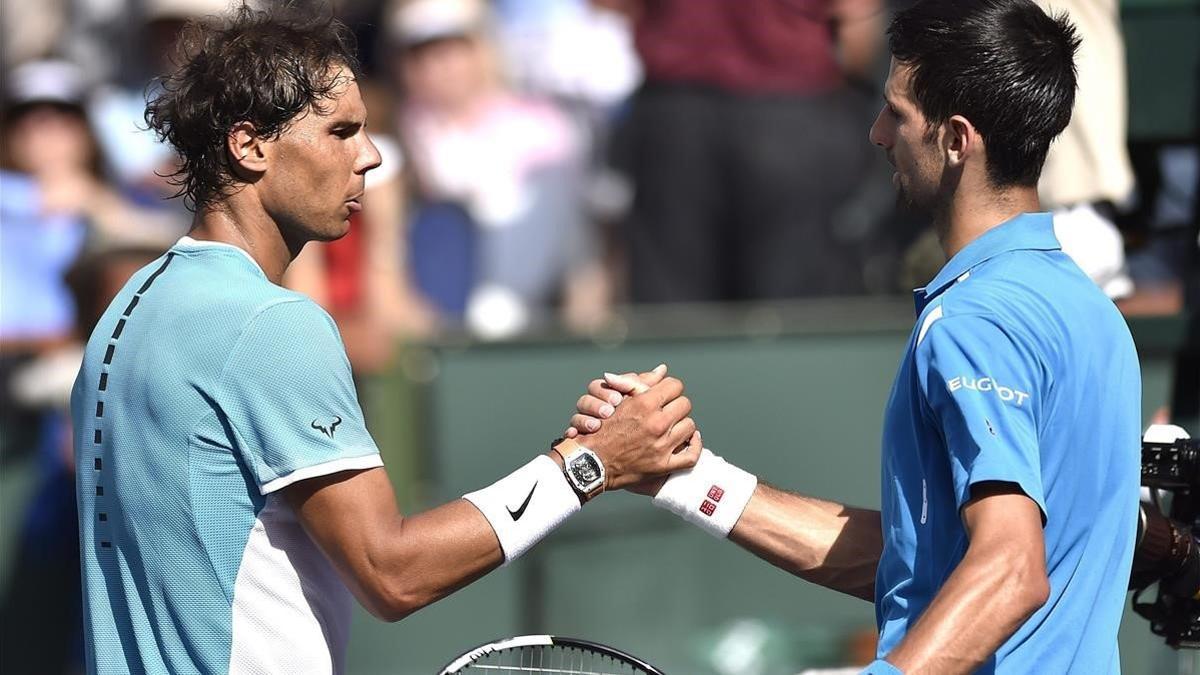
145 5 360 210
888 0 1080 187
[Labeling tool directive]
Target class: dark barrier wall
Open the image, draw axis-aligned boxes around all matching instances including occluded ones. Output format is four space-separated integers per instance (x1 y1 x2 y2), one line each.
0 304 1188 672
348 302 1189 674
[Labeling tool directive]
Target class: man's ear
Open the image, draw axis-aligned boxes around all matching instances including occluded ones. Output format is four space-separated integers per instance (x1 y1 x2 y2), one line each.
944 114 981 169
227 121 268 178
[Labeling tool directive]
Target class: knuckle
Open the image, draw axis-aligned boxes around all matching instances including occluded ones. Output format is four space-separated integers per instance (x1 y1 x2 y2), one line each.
647 416 669 436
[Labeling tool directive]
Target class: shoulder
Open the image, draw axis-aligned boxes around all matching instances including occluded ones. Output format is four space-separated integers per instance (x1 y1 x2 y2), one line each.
233 296 340 350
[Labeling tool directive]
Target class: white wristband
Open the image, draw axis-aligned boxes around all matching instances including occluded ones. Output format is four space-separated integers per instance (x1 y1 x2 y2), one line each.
464 455 580 564
653 448 757 538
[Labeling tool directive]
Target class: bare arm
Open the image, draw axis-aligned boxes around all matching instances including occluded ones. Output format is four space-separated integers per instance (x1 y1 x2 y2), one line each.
284 467 502 622
284 374 700 622
569 372 882 601
884 482 1049 673
729 484 881 601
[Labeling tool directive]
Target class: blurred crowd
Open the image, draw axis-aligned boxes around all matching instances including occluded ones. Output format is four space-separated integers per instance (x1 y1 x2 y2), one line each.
1 0 1196 672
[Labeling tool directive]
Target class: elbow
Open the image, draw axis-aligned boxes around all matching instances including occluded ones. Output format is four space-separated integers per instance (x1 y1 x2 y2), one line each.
1012 558 1050 619
361 577 432 623
1022 572 1050 615
364 586 422 623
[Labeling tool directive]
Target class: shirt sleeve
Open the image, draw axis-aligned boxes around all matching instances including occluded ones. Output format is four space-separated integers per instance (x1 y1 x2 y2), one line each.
915 313 1047 520
217 299 382 494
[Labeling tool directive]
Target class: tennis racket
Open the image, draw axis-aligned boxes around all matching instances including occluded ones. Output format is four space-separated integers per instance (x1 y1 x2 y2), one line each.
439 635 665 674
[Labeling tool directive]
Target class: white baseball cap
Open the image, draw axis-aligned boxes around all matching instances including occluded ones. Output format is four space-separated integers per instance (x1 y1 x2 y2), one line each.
143 0 247 22
387 0 487 47
5 59 87 108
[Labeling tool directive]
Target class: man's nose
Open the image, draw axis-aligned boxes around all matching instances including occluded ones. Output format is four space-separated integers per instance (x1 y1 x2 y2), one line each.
868 108 890 149
358 135 382 174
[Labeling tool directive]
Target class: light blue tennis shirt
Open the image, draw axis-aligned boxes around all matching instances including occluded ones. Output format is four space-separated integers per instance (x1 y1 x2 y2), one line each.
72 238 383 675
874 213 1141 673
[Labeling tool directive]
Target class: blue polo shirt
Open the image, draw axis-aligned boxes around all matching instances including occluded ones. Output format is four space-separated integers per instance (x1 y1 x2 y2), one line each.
875 213 1141 673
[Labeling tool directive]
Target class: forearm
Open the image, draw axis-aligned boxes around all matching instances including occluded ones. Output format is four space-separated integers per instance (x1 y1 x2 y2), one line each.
885 544 1048 673
729 484 881 601
287 467 505 622
356 499 504 621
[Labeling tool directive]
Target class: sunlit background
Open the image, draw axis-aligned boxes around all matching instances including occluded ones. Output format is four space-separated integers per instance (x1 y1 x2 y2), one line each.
1 0 1196 673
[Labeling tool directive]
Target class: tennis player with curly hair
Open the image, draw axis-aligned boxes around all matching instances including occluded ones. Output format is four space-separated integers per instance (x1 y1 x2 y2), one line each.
71 7 699 674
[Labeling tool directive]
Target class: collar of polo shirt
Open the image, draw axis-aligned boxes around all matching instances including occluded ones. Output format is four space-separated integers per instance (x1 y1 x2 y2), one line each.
915 212 1062 310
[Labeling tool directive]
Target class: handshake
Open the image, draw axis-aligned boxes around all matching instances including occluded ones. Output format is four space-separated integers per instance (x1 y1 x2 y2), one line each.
557 363 700 497
466 363 757 566
550 364 758 538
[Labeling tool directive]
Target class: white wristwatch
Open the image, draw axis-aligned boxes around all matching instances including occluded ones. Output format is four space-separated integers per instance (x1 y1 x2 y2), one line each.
556 438 606 501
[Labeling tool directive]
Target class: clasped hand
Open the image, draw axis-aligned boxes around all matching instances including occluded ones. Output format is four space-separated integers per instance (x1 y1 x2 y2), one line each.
561 365 698 494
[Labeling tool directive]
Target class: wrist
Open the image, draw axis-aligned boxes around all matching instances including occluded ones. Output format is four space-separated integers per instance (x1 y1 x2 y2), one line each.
652 448 757 538
463 455 581 565
553 437 605 504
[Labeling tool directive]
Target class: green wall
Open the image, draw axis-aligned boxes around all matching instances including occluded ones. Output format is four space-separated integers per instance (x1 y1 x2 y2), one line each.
350 304 1193 674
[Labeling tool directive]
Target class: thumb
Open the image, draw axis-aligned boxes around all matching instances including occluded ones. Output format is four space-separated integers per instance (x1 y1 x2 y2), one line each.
604 363 666 395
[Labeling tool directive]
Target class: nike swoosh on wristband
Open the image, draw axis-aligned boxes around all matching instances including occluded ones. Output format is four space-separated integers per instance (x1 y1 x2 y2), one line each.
508 482 538 521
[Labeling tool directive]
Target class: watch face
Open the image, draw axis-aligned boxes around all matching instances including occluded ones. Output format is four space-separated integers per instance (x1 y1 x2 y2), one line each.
568 452 603 491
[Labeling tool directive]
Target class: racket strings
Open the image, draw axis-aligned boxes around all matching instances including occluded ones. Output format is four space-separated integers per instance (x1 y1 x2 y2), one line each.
462 645 641 674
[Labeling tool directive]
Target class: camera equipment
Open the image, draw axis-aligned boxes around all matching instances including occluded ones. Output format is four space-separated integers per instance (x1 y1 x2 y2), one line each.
1131 425 1200 648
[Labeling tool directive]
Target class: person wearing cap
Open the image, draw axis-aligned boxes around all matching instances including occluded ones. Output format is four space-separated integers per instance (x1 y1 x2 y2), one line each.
385 0 603 339
1 59 181 349
571 2 1141 673
0 58 181 675
72 7 698 674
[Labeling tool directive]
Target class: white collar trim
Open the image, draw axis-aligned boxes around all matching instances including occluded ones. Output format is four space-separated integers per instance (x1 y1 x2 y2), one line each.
175 236 264 274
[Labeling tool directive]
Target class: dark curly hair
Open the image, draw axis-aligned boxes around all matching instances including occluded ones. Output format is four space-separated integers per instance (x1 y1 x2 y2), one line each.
145 4 360 211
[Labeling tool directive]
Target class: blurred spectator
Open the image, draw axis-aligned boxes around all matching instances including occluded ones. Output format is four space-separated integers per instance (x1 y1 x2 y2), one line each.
386 0 602 339
0 0 65 71
1036 0 1136 300
0 59 173 354
0 244 164 675
607 0 884 303
493 0 641 109
88 0 236 206
489 0 641 324
1 58 178 466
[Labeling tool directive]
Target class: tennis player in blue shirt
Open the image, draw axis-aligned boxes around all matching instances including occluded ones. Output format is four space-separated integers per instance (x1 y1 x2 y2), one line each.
71 7 701 674
572 1 1141 672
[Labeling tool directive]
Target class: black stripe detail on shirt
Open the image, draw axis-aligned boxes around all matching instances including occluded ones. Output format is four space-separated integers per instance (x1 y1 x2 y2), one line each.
136 253 175 294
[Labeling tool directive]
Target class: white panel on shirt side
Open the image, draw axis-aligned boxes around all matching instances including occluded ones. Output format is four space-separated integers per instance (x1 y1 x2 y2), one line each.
229 494 353 675
916 305 944 347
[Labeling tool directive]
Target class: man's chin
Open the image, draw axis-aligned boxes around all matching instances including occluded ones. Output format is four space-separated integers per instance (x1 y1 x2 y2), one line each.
895 184 934 217
312 220 351 243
